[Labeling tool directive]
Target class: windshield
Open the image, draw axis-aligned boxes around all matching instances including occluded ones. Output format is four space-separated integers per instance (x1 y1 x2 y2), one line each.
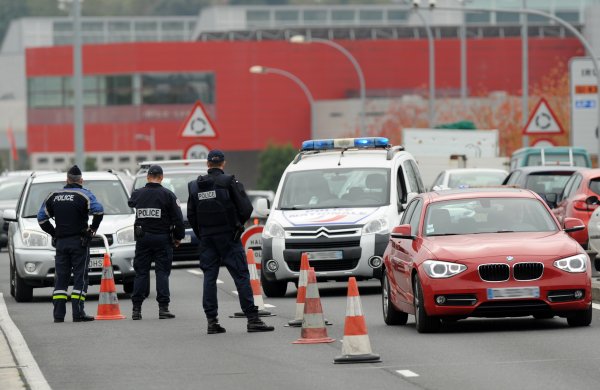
0 179 26 201
448 171 506 189
278 168 390 210
22 180 133 217
134 173 198 203
525 172 573 196
424 197 558 236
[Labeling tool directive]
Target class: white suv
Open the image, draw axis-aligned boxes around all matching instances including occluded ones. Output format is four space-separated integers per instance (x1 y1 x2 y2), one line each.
4 171 136 302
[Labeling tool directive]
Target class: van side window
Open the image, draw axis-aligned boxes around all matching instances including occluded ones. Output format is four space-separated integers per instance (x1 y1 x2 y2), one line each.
408 160 426 193
561 174 577 200
431 172 444 188
569 175 583 198
397 166 408 206
403 161 420 194
409 200 423 235
505 171 521 185
401 199 417 224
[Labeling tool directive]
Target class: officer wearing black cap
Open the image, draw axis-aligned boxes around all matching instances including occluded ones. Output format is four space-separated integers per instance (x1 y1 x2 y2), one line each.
128 164 185 320
37 165 104 323
187 150 274 334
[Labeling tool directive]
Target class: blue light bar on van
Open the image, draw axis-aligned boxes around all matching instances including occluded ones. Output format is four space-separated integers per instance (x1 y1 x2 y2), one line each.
301 137 389 151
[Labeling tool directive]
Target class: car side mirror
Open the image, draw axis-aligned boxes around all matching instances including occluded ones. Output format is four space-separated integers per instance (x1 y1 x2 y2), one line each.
3 209 17 222
255 198 270 217
390 224 415 240
586 195 599 206
563 217 585 233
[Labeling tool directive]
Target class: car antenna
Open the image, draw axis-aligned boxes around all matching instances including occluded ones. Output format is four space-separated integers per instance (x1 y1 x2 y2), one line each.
337 148 347 166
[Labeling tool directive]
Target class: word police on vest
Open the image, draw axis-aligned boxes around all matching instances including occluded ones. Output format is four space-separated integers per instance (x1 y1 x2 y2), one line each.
137 208 162 218
198 191 216 200
54 194 75 202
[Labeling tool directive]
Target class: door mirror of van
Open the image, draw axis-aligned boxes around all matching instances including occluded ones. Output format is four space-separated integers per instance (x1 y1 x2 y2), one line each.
3 209 16 222
390 224 414 240
255 198 270 217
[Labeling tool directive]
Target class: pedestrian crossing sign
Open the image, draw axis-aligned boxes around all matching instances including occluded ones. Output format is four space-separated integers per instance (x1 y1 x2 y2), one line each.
179 101 218 138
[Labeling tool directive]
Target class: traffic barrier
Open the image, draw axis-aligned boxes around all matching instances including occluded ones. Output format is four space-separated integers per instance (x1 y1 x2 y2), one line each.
232 249 274 318
334 277 381 364
287 252 310 327
293 268 335 344
95 253 125 320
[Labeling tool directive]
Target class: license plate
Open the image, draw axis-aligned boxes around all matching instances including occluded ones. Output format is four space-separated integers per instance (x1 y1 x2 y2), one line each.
306 251 343 260
89 247 106 255
487 287 540 300
180 235 192 244
88 257 104 268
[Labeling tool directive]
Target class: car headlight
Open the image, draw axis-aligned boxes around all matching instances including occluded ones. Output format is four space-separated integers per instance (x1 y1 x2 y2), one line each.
554 254 587 273
116 226 135 244
363 218 389 234
423 260 467 278
263 221 285 239
21 230 49 247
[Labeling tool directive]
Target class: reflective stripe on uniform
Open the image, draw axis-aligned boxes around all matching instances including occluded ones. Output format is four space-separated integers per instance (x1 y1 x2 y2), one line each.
52 295 68 300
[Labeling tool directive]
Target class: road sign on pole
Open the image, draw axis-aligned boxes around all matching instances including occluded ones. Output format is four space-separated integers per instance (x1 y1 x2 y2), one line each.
523 98 564 135
570 57 598 154
179 101 218 138
241 225 264 267
184 144 210 160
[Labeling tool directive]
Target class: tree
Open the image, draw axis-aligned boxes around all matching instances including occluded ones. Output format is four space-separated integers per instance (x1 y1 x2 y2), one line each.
257 143 297 192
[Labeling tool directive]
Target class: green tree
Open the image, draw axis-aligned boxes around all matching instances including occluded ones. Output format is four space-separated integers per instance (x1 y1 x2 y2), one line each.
257 143 297 192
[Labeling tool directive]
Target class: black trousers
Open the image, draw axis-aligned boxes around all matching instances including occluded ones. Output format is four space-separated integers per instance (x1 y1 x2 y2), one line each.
199 232 257 319
132 232 173 306
53 236 89 320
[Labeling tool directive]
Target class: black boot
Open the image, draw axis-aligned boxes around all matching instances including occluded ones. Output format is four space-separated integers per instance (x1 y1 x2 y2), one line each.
207 317 226 334
247 314 274 333
73 313 95 322
159 305 175 319
132 305 142 320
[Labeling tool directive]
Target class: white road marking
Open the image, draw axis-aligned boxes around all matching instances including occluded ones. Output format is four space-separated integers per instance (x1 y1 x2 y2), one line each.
592 303 600 311
187 270 203 276
0 293 51 390
264 303 276 308
396 370 419 378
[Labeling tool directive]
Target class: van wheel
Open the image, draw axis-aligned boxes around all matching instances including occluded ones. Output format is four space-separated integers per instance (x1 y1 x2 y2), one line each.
382 273 408 325
261 272 287 297
13 265 33 302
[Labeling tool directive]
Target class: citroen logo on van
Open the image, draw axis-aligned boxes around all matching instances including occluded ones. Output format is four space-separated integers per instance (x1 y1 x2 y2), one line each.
506 256 514 262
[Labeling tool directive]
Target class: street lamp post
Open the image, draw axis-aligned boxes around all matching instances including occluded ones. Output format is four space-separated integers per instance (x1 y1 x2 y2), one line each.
290 35 367 136
427 4 600 160
250 65 316 137
412 9 436 127
522 0 529 148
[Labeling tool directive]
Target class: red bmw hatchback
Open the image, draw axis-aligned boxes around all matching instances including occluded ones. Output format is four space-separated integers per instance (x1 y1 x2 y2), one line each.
382 188 592 333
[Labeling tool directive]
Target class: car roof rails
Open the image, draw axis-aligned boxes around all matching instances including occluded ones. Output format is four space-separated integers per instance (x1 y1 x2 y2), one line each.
386 145 405 160
138 159 208 168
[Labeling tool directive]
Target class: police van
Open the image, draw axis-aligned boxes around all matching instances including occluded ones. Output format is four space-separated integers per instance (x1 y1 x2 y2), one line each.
256 137 426 297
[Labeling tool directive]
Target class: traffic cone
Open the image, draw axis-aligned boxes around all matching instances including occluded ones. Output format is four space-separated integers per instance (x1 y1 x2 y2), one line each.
95 254 125 320
232 249 275 318
293 268 335 344
334 277 380 364
287 252 310 327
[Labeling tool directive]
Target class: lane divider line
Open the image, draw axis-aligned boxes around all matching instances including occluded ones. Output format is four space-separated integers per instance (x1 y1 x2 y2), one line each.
187 270 203 276
592 303 600 311
0 293 51 390
396 370 419 378
264 304 276 308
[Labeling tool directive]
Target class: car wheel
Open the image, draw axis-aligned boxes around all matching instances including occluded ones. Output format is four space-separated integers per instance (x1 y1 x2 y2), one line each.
382 272 408 325
9 260 15 297
13 266 33 303
123 280 134 294
567 305 592 327
261 272 287 297
413 275 440 333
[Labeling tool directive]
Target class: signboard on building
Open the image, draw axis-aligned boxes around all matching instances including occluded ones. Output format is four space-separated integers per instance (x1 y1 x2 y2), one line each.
570 57 598 153
179 101 218 138
523 98 564 135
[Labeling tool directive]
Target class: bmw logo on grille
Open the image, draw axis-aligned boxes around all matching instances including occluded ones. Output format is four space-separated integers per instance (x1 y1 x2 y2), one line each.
506 256 514 262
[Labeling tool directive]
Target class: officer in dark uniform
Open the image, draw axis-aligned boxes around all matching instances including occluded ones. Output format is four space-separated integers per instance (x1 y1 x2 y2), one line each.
37 165 104 323
187 150 274 334
128 164 185 320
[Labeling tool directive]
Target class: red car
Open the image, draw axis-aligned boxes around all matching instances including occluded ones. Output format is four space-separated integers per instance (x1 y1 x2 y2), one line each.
552 169 600 247
382 188 592 333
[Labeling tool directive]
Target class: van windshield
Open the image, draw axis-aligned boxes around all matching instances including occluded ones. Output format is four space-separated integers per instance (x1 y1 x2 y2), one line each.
527 154 588 167
278 168 390 210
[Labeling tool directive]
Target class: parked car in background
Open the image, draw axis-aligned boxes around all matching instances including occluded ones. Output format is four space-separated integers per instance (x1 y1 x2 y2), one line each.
509 147 592 170
502 166 587 208
382 188 592 333
132 160 207 263
430 168 507 190
4 171 136 302
245 190 275 227
552 169 600 249
0 176 29 248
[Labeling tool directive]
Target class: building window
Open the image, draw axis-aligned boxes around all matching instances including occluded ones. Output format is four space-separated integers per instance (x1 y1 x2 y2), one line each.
496 12 520 23
359 10 383 22
28 77 63 107
141 73 215 105
555 11 579 23
388 10 408 23
332 10 355 23
105 75 133 105
275 10 299 23
466 11 491 24
247 10 270 27
303 10 327 24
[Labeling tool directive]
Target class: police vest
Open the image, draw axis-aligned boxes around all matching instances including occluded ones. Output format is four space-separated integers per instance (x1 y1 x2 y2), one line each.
194 174 238 232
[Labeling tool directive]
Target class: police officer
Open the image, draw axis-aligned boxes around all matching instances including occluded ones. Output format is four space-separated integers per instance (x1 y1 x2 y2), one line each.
128 164 185 320
187 150 274 334
37 165 104 323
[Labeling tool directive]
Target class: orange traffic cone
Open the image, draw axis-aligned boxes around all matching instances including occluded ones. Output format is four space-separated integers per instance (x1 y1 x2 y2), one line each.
287 252 310 327
95 253 125 320
334 277 380 364
293 268 335 344
232 249 274 318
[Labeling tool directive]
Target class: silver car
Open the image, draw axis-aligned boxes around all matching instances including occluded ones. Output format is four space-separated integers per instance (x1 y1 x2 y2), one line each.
4 171 136 302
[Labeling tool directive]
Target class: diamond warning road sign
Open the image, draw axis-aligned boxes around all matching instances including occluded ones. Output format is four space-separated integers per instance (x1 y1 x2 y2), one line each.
523 98 565 135
179 101 218 138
